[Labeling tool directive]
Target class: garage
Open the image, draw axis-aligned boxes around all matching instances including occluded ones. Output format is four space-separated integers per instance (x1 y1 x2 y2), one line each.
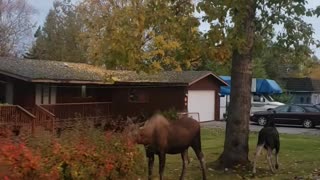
188 90 215 122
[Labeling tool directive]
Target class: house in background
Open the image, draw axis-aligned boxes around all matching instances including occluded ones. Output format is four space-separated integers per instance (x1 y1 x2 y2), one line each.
0 57 227 128
283 77 320 104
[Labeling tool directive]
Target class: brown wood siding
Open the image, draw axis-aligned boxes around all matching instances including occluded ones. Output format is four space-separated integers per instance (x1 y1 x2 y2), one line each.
188 76 221 121
112 87 186 117
56 85 112 103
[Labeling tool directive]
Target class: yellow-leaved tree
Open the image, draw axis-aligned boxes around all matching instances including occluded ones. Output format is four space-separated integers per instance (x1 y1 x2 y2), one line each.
77 0 204 71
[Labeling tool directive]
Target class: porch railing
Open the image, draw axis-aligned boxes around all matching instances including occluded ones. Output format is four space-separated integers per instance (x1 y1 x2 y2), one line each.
41 102 112 120
33 105 56 132
178 112 200 122
0 105 36 134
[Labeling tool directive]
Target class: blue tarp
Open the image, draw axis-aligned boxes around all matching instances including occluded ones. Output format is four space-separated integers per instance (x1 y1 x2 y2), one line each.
220 76 231 96
256 79 282 94
219 76 282 95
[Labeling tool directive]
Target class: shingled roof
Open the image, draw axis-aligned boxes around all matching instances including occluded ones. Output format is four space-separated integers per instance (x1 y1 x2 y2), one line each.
0 57 107 84
105 70 227 85
283 77 320 92
0 57 227 86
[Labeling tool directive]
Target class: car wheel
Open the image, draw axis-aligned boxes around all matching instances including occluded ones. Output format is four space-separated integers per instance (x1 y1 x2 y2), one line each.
257 116 267 126
302 119 313 128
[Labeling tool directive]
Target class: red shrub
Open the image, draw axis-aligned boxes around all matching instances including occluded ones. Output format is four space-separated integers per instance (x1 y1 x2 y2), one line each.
0 123 144 179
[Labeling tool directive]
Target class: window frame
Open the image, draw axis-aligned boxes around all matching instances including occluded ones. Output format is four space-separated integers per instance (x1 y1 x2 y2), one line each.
128 88 149 103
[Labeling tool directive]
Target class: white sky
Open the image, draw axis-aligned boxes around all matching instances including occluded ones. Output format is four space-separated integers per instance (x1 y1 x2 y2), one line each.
27 0 320 57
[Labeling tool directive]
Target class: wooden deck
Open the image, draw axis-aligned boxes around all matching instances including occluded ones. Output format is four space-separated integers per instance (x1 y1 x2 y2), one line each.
0 102 112 135
0 105 36 134
28 105 56 132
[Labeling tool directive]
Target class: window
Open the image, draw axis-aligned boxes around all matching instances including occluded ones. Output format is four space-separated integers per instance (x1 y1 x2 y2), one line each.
289 106 305 113
253 95 260 102
253 95 264 102
128 89 149 103
306 97 311 104
300 97 304 103
35 85 56 105
304 107 320 112
81 85 87 98
264 95 275 102
274 105 289 113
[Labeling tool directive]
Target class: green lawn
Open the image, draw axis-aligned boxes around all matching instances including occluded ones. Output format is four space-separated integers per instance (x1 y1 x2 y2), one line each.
140 128 320 180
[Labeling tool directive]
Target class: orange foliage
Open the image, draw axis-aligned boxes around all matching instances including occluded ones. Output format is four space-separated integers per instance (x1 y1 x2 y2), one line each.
0 127 144 179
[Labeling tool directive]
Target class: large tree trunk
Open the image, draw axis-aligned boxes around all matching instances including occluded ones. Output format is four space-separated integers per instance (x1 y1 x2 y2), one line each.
219 0 256 168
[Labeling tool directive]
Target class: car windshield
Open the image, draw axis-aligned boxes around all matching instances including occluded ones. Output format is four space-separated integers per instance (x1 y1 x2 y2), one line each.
264 95 274 102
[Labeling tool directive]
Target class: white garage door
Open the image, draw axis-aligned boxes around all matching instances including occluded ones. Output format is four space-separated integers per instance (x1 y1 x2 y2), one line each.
188 90 215 122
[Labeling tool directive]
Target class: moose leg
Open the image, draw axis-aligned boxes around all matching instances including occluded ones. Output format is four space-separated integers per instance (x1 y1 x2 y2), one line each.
253 144 264 174
191 144 206 180
267 148 275 173
275 152 279 170
147 154 155 180
158 153 166 180
180 150 188 180
186 149 191 164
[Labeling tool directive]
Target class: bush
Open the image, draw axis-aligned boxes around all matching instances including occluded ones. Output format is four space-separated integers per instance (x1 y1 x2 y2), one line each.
0 120 144 179
272 93 293 104
161 108 179 121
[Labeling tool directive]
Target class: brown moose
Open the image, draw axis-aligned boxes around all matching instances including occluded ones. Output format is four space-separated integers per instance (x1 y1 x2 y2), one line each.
134 114 207 180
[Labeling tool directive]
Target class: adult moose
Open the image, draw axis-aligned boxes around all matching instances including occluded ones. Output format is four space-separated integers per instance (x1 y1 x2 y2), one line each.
135 114 207 180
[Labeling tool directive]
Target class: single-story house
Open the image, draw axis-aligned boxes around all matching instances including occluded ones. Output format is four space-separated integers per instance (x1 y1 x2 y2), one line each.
283 77 320 104
0 57 227 125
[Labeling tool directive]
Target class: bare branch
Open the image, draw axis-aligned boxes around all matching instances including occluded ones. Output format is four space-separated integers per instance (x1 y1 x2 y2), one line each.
0 0 35 56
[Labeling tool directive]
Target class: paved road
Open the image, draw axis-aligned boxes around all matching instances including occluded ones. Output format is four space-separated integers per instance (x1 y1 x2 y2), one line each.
201 121 320 136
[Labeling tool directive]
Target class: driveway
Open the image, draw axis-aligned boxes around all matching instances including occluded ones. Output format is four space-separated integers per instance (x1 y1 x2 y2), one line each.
201 120 320 136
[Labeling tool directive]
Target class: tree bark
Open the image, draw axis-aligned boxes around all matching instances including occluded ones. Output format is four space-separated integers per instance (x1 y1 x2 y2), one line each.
219 0 256 168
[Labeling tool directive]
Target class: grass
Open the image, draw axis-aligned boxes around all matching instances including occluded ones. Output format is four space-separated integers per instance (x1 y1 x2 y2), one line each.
141 128 320 180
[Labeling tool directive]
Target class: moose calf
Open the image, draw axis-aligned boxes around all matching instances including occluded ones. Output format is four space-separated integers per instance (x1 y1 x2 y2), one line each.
253 116 280 174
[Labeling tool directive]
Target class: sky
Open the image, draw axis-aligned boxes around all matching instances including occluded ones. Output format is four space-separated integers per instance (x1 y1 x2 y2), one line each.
27 0 320 57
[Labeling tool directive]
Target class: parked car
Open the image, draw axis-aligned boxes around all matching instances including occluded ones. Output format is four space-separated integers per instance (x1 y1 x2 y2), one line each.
250 104 320 128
